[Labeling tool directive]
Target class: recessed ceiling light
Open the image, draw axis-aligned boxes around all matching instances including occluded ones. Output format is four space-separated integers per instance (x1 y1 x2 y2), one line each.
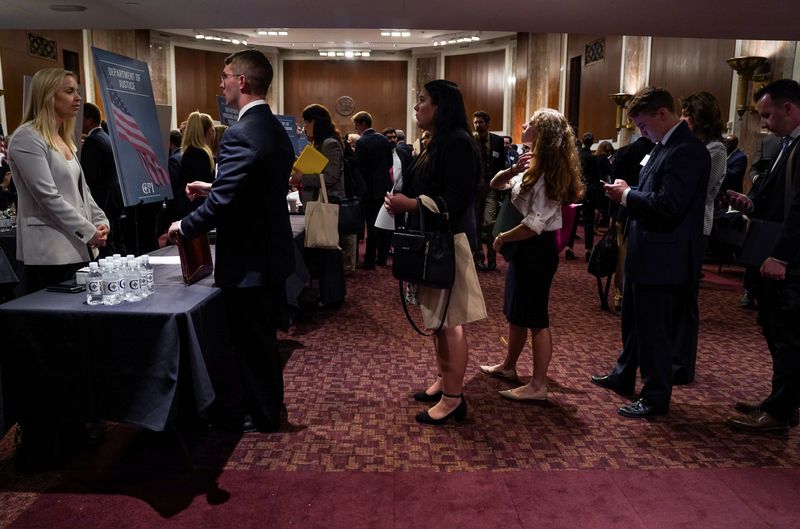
49 4 87 11
401 32 411 37
195 34 205 39
381 32 391 37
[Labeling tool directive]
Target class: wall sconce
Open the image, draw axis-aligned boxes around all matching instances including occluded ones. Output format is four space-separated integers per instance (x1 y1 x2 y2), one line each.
610 93 633 131
726 56 767 117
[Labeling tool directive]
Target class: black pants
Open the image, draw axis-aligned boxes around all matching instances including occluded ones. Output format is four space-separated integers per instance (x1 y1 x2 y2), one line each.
609 279 694 410
223 285 285 429
363 198 390 266
758 277 800 421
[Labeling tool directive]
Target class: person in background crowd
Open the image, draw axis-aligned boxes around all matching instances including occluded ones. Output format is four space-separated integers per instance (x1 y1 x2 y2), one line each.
591 86 709 418
385 79 486 425
80 101 125 256
721 134 747 195
1 136 17 210
169 128 182 156
594 141 615 229
503 135 520 167
176 111 216 218
725 79 800 433
472 111 507 272
480 109 583 401
169 49 295 433
212 124 227 161
352 111 393 269
290 103 346 308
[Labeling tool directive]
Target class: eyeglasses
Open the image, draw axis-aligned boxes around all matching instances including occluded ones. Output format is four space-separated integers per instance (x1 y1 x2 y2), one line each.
220 72 243 82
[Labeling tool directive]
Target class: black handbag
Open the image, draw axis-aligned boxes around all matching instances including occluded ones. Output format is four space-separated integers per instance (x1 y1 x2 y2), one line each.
338 196 364 234
587 220 620 310
391 198 455 289
492 196 523 261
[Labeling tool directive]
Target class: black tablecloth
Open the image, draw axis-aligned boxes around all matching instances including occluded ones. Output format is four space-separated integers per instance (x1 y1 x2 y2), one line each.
0 229 23 297
0 245 228 433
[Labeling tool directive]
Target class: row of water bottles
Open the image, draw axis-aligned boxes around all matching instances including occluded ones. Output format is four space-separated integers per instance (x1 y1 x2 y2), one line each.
86 253 154 306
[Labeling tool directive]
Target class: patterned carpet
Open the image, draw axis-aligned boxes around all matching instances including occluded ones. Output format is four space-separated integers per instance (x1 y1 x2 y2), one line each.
1 237 799 528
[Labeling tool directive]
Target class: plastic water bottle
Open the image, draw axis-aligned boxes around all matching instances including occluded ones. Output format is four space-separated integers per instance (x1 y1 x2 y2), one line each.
114 260 125 302
101 261 121 305
141 255 154 297
86 262 103 305
124 259 141 302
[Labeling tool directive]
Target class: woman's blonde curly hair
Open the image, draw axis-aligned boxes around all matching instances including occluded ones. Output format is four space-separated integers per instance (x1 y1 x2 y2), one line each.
520 108 584 205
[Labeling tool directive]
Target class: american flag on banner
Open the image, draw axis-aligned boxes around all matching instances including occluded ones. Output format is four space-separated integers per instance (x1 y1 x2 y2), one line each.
108 89 169 187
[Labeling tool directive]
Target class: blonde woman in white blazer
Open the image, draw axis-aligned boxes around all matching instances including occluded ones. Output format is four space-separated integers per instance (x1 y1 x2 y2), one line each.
7 68 108 293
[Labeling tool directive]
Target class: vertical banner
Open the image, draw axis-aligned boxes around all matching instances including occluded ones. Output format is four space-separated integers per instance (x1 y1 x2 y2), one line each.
275 114 305 156
216 95 239 126
92 47 172 206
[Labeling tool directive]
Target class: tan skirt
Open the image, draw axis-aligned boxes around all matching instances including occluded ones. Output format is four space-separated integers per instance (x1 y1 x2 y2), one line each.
418 231 487 329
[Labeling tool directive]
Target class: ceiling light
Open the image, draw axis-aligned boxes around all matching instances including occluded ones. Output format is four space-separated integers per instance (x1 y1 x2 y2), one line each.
433 41 439 46
268 31 277 36
381 31 391 37
204 36 213 40
232 39 240 44
402 32 411 37
222 38 231 43
195 34 204 39
345 51 354 58
472 36 480 41
362 51 370 57
336 52 344 57
242 40 247 45
391 32 401 37
257 30 268 35
278 31 288 36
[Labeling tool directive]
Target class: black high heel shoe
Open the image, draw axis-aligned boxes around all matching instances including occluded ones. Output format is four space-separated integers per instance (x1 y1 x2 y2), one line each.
415 393 467 425
412 374 442 403
413 390 442 403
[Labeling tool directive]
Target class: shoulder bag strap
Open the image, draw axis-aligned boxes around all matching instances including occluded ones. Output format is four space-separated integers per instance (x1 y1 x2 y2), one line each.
399 280 453 336
318 171 329 204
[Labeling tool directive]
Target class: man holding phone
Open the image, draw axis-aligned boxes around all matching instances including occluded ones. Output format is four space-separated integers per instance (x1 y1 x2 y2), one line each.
725 79 800 433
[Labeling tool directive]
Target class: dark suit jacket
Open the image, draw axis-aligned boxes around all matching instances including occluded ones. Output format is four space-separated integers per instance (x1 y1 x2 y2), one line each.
748 136 800 273
395 143 413 188
749 133 782 184
175 146 215 218
355 129 393 200
181 104 295 288
624 121 710 285
721 149 747 194
475 132 506 183
80 128 122 219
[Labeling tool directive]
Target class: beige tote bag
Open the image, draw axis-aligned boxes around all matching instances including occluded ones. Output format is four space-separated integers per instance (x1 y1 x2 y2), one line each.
304 172 340 250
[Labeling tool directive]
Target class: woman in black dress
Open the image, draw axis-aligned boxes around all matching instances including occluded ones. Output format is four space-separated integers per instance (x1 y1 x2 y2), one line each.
176 111 216 218
480 109 583 401
385 80 486 425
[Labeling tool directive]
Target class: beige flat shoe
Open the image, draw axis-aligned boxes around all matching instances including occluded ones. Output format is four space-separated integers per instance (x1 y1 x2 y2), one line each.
479 364 518 381
498 387 548 401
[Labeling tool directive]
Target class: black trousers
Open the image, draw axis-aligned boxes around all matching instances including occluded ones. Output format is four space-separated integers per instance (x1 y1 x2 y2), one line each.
758 277 800 421
609 279 694 410
363 197 390 266
222 285 285 429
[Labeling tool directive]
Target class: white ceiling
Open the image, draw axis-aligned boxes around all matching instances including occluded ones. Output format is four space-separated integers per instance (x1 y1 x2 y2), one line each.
1 0 799 42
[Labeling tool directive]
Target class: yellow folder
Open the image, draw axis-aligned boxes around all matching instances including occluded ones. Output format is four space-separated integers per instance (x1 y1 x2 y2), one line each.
293 144 329 174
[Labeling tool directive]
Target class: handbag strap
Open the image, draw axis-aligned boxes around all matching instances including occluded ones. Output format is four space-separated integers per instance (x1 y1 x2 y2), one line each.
399 281 452 336
318 172 329 204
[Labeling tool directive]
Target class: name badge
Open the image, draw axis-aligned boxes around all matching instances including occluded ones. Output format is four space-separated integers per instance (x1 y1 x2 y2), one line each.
640 154 651 167
492 151 500 158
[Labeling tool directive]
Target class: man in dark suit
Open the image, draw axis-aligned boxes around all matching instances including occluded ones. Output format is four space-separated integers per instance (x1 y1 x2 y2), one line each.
169 49 295 433
352 111 393 269
726 79 800 433
591 87 710 418
81 102 126 256
473 111 507 271
720 134 747 195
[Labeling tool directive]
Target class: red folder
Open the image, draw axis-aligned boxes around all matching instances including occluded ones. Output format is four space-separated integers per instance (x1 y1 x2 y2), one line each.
176 233 214 284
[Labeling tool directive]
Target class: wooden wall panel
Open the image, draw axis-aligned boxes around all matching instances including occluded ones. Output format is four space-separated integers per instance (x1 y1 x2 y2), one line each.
510 33 529 143
566 34 622 141
445 50 505 131
649 37 735 125
0 30 84 134
174 46 230 125
283 60 408 135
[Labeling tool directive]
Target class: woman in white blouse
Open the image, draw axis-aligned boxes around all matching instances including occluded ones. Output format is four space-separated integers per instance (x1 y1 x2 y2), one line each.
8 68 108 293
479 109 583 401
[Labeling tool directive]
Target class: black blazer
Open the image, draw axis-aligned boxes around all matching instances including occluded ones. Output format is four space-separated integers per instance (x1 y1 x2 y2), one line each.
624 121 710 285
476 132 506 183
748 136 800 272
181 104 295 288
355 129 393 200
80 128 122 218
176 146 215 218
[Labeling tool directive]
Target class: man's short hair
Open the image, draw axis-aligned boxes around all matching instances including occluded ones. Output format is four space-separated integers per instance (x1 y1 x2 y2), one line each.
473 111 490 123
382 127 396 136
627 87 675 117
170 129 182 148
224 49 273 96
582 132 595 148
753 79 800 106
83 101 101 124
396 129 406 141
352 111 372 127
502 135 512 142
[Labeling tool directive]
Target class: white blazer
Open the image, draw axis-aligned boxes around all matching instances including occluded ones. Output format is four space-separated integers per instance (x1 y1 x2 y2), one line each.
8 123 108 265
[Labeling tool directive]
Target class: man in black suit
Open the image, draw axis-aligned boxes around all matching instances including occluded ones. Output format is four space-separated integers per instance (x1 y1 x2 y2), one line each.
169 49 295 433
472 111 507 271
726 79 800 433
591 87 710 418
81 102 126 256
353 111 393 269
720 135 747 195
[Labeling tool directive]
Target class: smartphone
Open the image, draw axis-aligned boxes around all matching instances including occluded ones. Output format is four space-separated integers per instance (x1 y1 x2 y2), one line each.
46 279 85 293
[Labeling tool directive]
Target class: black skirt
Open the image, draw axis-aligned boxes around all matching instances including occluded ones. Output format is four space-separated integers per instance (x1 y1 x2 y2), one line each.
503 230 559 328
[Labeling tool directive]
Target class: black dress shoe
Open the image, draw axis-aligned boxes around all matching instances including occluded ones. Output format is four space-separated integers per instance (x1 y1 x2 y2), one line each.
618 398 667 419
590 374 634 397
415 394 467 425
413 390 442 403
734 401 799 427
475 261 488 272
